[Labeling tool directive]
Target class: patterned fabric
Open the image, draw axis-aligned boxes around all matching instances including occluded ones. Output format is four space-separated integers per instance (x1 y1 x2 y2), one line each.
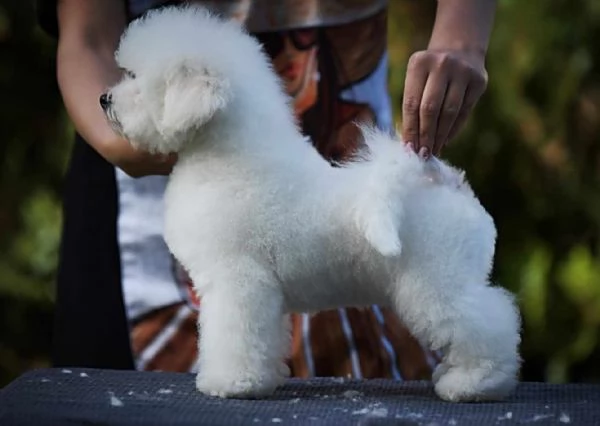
118 0 439 379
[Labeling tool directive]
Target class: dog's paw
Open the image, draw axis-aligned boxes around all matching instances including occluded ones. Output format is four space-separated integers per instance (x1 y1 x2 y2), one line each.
433 364 517 402
196 371 284 399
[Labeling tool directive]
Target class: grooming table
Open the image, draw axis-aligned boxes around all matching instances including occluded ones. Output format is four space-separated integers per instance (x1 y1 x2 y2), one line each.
1 368 598 425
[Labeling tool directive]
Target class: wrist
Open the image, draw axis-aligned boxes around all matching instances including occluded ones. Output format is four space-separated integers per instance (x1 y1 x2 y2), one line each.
428 0 496 64
424 44 487 70
96 134 134 165
99 136 176 178
426 42 487 60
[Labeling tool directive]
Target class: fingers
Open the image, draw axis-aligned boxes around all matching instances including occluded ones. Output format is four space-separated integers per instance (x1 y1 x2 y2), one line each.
118 150 178 178
402 51 452 158
446 78 486 142
401 50 488 157
432 78 468 155
146 152 178 176
402 56 428 152
418 73 448 158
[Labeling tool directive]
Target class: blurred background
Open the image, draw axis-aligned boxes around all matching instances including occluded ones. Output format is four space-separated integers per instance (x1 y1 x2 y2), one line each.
1 0 599 387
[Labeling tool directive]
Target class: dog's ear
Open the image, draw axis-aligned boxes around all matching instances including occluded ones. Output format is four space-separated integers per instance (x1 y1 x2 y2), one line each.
161 59 231 139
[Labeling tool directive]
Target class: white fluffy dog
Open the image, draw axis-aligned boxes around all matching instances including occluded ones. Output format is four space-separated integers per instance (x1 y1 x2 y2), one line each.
101 5 521 402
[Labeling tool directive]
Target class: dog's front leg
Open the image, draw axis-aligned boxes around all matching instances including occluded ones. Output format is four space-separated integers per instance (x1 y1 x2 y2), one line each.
194 259 287 398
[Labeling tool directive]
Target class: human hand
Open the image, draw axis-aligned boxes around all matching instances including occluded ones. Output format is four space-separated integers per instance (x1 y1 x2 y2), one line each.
401 49 488 158
103 137 177 178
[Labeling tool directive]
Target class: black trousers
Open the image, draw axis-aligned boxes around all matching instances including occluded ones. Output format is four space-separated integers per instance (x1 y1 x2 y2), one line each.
52 135 134 370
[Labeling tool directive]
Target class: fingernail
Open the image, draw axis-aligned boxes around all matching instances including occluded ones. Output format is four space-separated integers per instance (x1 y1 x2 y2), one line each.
419 147 429 159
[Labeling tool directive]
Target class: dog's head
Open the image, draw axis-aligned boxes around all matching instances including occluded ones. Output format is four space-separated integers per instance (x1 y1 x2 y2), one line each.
100 6 247 154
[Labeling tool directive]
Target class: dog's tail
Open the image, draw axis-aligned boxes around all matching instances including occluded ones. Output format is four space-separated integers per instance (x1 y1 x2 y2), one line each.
342 125 425 258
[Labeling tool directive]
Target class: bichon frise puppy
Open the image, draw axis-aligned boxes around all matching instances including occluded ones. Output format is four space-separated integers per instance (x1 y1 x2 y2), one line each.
101 5 521 402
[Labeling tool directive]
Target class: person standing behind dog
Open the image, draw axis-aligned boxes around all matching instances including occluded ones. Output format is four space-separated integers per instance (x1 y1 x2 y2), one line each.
37 0 495 379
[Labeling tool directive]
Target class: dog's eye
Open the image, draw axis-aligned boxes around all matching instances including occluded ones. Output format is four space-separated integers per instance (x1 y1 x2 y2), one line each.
121 68 136 79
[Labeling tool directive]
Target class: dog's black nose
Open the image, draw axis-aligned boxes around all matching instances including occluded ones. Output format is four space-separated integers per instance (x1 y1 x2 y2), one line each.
99 93 111 110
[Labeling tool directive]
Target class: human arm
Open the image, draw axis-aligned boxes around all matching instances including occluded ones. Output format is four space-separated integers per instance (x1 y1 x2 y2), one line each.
56 0 176 177
401 0 497 157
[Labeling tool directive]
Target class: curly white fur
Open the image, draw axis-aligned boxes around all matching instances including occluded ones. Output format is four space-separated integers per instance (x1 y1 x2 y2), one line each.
103 5 521 402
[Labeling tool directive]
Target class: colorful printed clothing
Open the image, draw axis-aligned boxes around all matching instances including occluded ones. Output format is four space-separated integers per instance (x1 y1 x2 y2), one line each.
39 0 438 379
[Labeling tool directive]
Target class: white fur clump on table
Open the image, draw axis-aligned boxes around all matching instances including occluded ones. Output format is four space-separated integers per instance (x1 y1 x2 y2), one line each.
102 5 521 402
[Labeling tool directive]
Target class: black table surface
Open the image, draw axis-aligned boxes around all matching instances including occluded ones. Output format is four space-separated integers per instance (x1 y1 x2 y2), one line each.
1 368 599 425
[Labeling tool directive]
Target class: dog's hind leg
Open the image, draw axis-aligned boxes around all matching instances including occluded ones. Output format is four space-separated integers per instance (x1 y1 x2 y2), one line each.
193 258 287 398
392 275 521 402
433 284 521 402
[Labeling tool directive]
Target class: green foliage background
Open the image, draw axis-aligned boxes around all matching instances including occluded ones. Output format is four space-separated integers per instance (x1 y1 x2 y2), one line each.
0 0 599 386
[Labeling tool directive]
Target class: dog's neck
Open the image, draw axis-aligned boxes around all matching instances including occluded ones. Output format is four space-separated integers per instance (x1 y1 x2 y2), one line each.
180 80 321 168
